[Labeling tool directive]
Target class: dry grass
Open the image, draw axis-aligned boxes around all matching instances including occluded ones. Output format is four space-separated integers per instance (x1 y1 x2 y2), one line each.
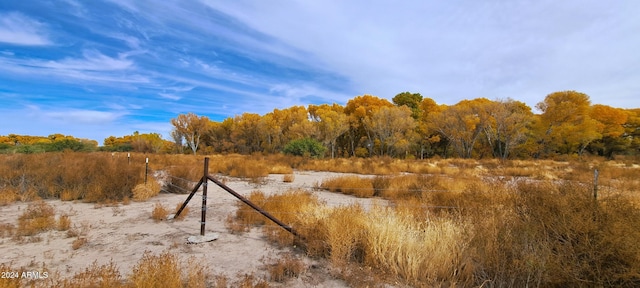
319 176 374 198
172 202 190 221
0 187 19 205
55 261 122 288
364 208 474 286
0 263 21 288
0 153 142 203
57 214 71 231
12 251 210 288
0 223 15 238
151 202 169 222
3 153 640 286
235 274 270 288
227 172 640 287
269 164 293 174
228 159 270 184
130 251 183 288
71 237 88 250
16 201 56 237
231 189 322 246
266 254 306 282
132 179 161 201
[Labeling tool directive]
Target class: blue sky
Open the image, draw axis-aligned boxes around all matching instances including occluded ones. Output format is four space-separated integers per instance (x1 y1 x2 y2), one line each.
1 0 639 144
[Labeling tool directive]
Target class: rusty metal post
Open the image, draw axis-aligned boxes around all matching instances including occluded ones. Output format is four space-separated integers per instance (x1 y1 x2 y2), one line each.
174 177 204 218
207 175 300 237
200 157 209 236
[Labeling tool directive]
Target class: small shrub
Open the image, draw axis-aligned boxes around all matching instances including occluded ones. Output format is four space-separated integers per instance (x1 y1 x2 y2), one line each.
0 188 19 205
184 257 209 288
17 201 56 236
282 173 295 183
225 214 248 234
267 254 306 282
71 237 88 250
173 202 189 221
57 214 71 231
235 274 269 288
56 261 123 288
132 180 161 201
0 223 15 238
129 251 182 288
151 202 169 222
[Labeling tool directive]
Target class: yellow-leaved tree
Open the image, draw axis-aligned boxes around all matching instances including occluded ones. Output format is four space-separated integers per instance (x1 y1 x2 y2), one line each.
535 91 603 156
170 112 209 155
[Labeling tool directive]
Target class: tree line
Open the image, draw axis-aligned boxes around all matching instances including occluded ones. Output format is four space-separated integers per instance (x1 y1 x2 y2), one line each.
168 91 640 159
2 90 637 159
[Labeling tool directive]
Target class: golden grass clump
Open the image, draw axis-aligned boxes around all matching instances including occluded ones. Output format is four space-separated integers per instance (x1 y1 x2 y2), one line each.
231 189 322 246
258 190 321 246
282 173 295 183
55 261 123 288
132 179 161 201
129 251 210 288
364 207 474 286
269 164 293 174
183 259 209 288
151 202 169 222
266 254 306 283
16 201 56 236
71 237 88 250
228 158 270 184
320 176 374 198
323 205 368 265
57 214 71 231
173 202 190 221
130 251 181 288
0 187 19 206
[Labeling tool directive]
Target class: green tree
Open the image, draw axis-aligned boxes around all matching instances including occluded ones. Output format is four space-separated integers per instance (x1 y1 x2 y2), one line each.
392 92 423 119
283 138 326 158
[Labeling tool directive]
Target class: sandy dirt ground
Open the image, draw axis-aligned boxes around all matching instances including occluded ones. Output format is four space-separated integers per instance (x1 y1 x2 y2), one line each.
0 171 387 287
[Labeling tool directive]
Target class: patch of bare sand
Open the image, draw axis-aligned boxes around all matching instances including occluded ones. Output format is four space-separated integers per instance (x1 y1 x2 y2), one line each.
0 171 386 287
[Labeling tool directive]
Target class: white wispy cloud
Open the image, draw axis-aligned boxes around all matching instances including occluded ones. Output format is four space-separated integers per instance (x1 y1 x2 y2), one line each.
44 50 133 71
158 93 181 101
44 109 123 124
0 12 52 46
0 50 150 85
